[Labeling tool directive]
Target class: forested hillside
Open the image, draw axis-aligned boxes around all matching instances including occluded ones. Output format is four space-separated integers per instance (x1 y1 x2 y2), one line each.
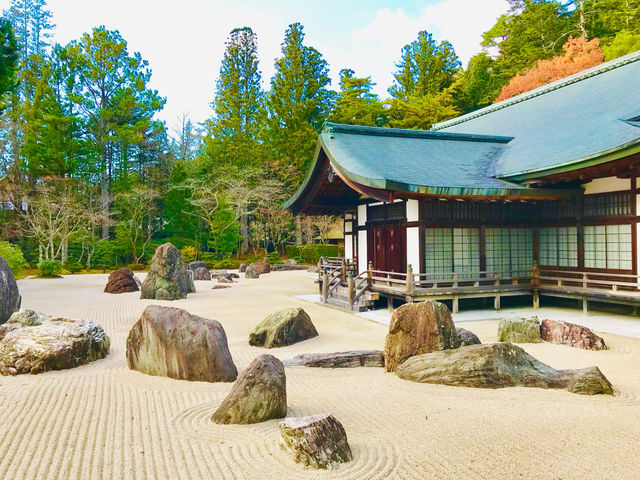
0 0 638 274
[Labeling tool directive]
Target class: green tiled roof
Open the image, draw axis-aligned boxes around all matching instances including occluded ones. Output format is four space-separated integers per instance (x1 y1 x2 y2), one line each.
434 50 640 179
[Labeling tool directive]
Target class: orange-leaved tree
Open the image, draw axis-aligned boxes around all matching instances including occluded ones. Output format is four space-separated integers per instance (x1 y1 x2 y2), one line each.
495 37 604 102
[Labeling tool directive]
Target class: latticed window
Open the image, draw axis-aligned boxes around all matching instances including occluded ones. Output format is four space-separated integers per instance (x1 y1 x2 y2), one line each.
424 228 479 277
584 224 632 270
486 228 533 275
539 227 578 267
583 192 633 218
453 228 480 274
424 228 452 278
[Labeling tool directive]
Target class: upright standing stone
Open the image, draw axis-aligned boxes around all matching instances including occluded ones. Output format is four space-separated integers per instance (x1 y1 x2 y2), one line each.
279 414 353 469
0 257 21 324
140 243 195 300
239 263 248 273
384 301 460 372
126 305 237 382
211 354 287 424
251 257 271 275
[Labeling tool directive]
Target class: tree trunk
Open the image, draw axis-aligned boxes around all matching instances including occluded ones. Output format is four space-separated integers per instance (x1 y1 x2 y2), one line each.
100 148 110 239
240 211 249 254
295 216 302 244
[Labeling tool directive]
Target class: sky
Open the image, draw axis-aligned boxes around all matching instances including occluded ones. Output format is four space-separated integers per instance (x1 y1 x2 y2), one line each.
4 0 510 133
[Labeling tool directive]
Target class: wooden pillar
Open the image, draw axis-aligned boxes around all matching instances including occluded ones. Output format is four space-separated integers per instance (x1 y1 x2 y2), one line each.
533 290 539 309
367 261 373 287
494 294 501 311
453 296 459 314
348 274 355 311
341 259 347 283
322 272 329 303
583 298 589 315
406 264 414 296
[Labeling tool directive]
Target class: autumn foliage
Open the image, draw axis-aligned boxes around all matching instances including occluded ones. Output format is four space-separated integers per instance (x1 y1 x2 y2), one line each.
495 37 605 102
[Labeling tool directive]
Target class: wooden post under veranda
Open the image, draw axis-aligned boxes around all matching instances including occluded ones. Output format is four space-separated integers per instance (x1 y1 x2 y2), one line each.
348 273 355 310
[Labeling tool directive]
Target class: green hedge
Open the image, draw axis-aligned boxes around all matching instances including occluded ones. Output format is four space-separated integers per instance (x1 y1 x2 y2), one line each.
0 241 26 275
286 244 340 264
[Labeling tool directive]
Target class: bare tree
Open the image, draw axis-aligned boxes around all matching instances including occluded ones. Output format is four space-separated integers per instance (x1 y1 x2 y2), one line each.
114 185 159 263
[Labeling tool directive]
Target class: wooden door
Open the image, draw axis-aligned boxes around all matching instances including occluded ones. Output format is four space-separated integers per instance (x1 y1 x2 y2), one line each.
368 224 406 273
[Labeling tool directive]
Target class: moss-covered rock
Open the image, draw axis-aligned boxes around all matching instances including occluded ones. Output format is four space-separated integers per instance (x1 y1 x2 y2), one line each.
211 354 286 424
498 315 542 343
140 243 195 300
249 308 318 348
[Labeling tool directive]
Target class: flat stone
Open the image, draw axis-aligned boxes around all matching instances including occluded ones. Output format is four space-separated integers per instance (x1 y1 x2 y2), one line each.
279 414 353 469
396 342 613 395
540 319 607 350
126 305 237 382
498 315 542 343
211 354 287 424
384 301 460 372
212 285 231 290
249 308 318 348
0 317 110 375
283 350 384 368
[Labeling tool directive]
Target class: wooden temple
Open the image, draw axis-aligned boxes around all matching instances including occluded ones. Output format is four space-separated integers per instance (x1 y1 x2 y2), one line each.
286 51 640 312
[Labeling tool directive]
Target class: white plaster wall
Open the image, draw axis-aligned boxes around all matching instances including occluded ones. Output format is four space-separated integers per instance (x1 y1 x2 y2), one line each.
357 230 368 273
406 199 419 222
357 204 367 226
583 177 631 194
344 221 352 233
345 234 353 259
406 226 421 274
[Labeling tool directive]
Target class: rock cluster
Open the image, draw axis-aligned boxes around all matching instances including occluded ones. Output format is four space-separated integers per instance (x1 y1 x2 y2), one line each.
384 301 460 372
0 257 21 324
104 268 140 294
212 354 287 424
279 414 353 469
283 350 385 368
498 315 542 343
540 319 607 350
249 308 318 348
396 342 613 395
140 243 195 300
0 314 110 375
126 305 237 382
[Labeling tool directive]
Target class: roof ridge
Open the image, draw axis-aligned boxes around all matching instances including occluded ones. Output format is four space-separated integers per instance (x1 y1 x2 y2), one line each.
325 122 513 144
433 49 640 131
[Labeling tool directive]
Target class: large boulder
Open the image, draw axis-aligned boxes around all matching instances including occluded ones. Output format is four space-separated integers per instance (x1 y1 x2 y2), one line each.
396 342 613 395
0 317 110 375
140 243 195 300
0 257 21 325
193 267 211 281
279 414 353 469
384 301 460 372
456 327 481 346
211 354 287 424
498 315 542 343
251 258 271 275
540 319 607 350
188 260 208 273
245 266 259 279
283 350 385 368
0 310 50 341
104 268 140 294
249 308 318 348
126 305 237 382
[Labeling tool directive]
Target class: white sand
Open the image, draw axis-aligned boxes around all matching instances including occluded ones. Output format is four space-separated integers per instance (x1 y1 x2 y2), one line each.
1 270 639 480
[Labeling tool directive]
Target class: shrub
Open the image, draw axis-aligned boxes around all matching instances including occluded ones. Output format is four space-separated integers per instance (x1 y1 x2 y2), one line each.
286 244 340 264
267 251 283 264
209 258 242 269
127 263 146 271
0 241 26 275
180 245 198 263
63 260 83 273
38 259 63 277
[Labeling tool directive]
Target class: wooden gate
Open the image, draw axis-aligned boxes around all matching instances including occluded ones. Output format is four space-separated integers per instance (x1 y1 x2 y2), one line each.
368 224 406 273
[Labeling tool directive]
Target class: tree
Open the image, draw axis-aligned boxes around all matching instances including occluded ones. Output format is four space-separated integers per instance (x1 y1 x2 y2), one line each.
59 26 165 238
329 69 386 126
602 29 640 59
114 185 159 263
268 22 333 185
4 0 54 64
0 18 18 99
172 113 199 162
452 53 505 114
496 36 604 101
204 27 263 171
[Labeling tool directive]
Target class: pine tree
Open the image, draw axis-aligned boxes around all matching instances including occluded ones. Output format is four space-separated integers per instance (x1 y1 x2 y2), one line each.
0 18 18 98
329 69 386 126
268 22 333 186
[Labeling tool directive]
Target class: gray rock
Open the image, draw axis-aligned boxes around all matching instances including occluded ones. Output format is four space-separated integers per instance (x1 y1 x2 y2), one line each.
188 261 208 273
211 354 287 424
384 301 460 372
239 263 248 273
280 414 353 469
229 272 239 279
283 350 384 368
456 327 481 346
140 243 195 300
245 266 259 279
126 305 237 382
0 257 21 324
498 315 542 343
0 317 110 375
194 267 211 281
396 342 613 395
249 308 318 348
0 310 50 341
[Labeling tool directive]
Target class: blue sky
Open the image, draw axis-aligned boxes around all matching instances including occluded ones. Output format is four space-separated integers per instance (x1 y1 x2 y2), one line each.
26 0 509 132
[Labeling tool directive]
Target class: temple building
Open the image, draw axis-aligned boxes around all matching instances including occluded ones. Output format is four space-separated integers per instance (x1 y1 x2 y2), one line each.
286 51 640 312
